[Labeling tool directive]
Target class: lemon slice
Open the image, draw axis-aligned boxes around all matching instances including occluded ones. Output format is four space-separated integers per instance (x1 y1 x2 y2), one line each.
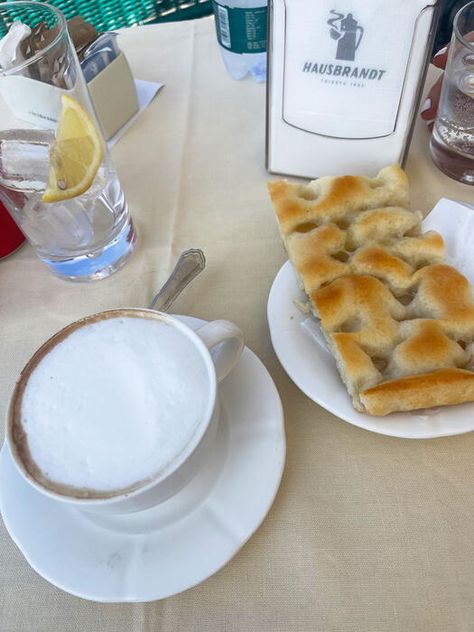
42 94 104 203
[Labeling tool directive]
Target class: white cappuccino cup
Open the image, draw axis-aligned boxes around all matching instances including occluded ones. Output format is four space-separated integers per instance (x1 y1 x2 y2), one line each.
6 309 244 514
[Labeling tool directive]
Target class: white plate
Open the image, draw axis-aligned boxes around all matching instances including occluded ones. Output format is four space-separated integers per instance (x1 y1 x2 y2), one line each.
0 316 285 603
267 261 474 439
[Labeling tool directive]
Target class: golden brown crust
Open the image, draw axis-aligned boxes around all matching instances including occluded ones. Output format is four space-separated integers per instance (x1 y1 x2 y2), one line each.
312 275 404 353
268 165 410 237
286 224 349 293
360 369 474 416
268 165 474 416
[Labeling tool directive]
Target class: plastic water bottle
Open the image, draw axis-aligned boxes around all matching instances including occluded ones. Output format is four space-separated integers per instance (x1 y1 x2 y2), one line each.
212 0 267 82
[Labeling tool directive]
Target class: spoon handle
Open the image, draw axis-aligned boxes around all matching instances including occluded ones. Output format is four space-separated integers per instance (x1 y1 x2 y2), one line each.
148 249 206 312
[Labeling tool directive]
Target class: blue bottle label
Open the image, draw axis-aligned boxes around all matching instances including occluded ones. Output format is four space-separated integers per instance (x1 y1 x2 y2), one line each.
213 3 267 54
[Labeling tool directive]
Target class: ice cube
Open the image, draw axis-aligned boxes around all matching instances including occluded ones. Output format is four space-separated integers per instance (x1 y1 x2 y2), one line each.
0 129 53 191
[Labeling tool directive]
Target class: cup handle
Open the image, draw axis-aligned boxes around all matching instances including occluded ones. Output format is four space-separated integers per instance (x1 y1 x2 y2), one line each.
194 320 244 382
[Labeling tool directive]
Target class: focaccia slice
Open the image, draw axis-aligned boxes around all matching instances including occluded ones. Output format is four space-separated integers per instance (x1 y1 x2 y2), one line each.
268 165 474 416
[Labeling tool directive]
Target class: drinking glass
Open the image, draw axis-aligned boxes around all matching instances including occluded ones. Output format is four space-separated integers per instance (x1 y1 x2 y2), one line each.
429 1 474 185
0 2 136 280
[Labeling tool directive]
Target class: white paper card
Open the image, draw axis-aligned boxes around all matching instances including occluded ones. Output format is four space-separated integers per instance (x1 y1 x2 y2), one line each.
0 75 62 129
282 0 432 138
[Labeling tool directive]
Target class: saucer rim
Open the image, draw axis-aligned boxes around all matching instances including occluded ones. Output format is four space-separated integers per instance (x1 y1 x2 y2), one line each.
0 315 286 602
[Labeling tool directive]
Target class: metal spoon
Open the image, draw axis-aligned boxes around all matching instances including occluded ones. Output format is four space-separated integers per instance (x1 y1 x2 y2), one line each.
148 249 206 312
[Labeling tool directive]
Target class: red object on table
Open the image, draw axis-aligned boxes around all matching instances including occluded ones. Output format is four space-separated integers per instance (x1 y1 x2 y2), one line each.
0 200 25 259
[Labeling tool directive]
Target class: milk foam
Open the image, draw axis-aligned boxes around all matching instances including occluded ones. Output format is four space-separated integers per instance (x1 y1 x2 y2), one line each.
20 317 210 494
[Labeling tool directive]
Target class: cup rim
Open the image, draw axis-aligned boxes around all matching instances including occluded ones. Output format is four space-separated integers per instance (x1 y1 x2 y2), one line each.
0 1 68 77
6 308 218 506
454 0 474 52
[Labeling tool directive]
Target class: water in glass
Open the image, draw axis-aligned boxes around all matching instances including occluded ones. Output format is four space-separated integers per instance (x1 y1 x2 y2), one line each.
0 129 135 279
430 55 474 184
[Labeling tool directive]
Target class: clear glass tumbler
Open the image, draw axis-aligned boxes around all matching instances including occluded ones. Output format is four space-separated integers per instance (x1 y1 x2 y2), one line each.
0 2 136 280
429 1 474 185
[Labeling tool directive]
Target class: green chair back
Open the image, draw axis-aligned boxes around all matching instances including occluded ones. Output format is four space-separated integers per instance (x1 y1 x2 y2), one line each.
0 0 213 31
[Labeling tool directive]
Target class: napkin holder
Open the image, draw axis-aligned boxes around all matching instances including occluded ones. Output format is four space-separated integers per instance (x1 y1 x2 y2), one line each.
86 51 138 141
266 0 441 178
0 47 138 142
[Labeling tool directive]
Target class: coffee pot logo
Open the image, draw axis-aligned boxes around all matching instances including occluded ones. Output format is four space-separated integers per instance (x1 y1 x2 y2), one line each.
328 10 364 61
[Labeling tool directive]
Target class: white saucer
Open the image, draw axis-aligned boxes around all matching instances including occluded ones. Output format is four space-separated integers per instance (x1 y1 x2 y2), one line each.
267 262 474 439
0 316 285 602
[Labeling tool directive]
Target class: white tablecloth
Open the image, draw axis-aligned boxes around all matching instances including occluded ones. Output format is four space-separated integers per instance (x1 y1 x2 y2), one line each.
1 17 473 632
